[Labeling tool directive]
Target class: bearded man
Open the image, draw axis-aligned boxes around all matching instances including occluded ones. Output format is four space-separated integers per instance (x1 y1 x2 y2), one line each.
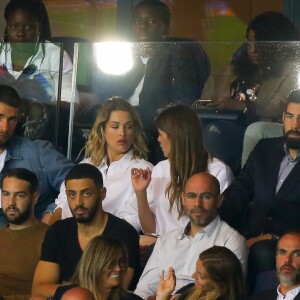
250 232 300 299
32 164 140 298
219 89 300 293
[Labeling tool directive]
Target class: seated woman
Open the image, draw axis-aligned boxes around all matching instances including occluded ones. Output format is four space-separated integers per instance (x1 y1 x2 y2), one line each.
0 0 75 104
53 236 142 300
119 103 234 235
157 246 246 300
52 97 152 222
0 0 78 143
200 11 299 173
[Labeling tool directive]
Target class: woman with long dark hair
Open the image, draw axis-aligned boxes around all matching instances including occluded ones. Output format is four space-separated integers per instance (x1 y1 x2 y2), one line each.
120 103 233 235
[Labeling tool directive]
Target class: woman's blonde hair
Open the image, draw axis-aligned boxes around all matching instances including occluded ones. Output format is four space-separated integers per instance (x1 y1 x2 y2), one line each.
83 97 148 165
183 246 246 300
72 236 128 300
154 103 208 217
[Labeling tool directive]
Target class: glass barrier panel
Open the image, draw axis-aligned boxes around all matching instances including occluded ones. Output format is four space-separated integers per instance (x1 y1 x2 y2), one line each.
70 41 300 165
0 41 75 156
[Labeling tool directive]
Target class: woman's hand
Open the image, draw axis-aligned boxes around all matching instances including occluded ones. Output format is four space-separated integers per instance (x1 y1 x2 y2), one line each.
131 167 152 193
156 268 176 300
207 97 247 111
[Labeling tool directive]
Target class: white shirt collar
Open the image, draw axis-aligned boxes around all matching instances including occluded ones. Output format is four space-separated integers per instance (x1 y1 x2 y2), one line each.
177 215 220 240
277 284 300 300
99 149 134 172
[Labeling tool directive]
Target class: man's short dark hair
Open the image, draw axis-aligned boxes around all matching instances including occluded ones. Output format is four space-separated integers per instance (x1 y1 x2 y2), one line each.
0 84 21 108
65 164 103 187
1 168 39 194
285 89 300 112
135 0 171 27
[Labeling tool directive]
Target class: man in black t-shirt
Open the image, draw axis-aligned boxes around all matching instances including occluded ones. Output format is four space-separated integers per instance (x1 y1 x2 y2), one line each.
32 164 140 298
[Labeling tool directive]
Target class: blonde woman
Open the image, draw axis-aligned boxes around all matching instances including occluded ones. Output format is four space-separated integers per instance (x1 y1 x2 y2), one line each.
55 97 152 221
157 246 246 300
119 103 234 234
53 236 142 300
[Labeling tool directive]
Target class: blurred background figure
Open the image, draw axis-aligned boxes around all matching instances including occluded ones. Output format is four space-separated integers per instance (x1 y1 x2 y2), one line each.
0 0 77 150
91 0 210 164
199 11 299 174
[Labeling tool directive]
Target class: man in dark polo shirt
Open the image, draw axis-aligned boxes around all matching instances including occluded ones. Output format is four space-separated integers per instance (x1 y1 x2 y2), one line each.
32 164 140 298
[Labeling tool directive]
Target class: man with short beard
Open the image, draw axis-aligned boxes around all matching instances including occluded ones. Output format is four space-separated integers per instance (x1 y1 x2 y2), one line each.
219 89 300 293
134 172 247 299
0 168 48 298
250 232 300 300
32 164 140 298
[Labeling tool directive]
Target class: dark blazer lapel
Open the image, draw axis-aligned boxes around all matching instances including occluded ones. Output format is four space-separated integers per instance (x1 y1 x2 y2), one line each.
262 138 285 199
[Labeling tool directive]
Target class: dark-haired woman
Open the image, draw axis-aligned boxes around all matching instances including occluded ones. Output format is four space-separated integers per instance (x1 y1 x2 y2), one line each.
200 11 299 172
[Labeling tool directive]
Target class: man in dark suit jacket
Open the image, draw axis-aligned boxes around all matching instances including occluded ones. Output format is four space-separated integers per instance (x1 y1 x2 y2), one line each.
249 232 300 300
219 89 300 292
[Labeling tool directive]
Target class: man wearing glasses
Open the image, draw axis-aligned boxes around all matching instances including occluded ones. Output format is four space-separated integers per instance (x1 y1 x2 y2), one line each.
134 172 248 299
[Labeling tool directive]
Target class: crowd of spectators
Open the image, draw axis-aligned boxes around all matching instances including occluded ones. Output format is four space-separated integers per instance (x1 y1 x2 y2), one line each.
0 0 300 300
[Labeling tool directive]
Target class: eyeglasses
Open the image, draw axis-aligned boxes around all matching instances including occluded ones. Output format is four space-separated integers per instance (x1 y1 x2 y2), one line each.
183 192 217 202
106 258 127 270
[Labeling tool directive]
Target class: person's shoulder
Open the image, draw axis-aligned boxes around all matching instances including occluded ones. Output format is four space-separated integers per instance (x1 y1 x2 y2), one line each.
218 218 246 241
248 289 277 300
48 217 76 233
43 41 62 54
35 221 50 233
107 214 138 233
153 159 169 172
131 157 153 169
256 136 284 148
159 226 184 242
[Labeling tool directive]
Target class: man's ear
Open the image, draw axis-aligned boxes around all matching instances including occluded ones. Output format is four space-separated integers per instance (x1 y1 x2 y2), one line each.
99 187 106 201
216 194 224 208
32 192 39 206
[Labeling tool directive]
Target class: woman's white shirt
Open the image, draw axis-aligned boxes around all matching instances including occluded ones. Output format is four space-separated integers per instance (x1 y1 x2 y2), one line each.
56 150 153 219
119 158 234 234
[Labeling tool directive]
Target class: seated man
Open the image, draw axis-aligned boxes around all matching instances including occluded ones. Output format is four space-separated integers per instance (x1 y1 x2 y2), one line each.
250 231 300 300
134 172 248 299
0 84 74 226
32 164 140 297
0 168 48 298
219 89 300 291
